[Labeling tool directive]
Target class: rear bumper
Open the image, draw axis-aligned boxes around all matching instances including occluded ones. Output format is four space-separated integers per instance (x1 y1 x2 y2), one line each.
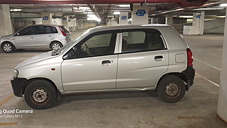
182 66 195 90
11 78 27 97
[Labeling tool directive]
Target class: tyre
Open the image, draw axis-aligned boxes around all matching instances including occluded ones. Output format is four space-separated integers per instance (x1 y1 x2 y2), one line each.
157 75 186 103
50 42 63 51
1 42 15 53
24 80 57 109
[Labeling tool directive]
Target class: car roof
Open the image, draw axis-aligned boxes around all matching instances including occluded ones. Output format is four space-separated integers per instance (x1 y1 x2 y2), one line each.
26 24 62 27
87 24 171 33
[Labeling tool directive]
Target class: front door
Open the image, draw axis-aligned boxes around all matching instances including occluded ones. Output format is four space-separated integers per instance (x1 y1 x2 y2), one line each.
61 31 118 92
15 26 36 49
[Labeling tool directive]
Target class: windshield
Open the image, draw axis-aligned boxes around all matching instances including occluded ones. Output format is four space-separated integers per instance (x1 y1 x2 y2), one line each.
52 30 90 56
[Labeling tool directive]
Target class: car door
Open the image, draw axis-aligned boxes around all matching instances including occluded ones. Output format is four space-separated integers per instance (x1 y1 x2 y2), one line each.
14 26 36 49
116 29 169 89
61 31 118 91
33 26 53 49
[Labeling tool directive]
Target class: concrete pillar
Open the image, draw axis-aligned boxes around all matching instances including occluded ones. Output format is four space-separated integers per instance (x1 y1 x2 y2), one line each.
192 12 205 35
119 12 128 25
0 4 13 37
132 4 148 24
41 13 53 25
217 8 227 123
165 15 173 25
150 18 154 24
183 11 205 35
62 16 69 29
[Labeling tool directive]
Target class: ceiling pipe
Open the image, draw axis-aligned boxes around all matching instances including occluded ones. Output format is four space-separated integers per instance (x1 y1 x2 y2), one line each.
0 0 208 7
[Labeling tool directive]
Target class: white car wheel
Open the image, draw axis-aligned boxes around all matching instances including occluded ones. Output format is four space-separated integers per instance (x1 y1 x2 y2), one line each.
51 42 62 50
1 42 15 53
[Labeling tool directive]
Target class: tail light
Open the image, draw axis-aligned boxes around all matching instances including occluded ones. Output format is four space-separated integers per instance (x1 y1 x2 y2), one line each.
58 26 66 36
187 48 193 66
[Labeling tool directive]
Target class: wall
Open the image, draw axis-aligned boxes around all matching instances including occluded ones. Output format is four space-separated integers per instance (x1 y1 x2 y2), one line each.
52 18 62 25
204 18 225 34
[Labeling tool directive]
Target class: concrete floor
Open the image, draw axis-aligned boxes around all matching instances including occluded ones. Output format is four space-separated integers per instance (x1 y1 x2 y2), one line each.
0 32 226 128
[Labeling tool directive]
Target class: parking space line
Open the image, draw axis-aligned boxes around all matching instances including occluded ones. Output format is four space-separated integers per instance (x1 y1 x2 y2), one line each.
196 72 219 87
0 94 14 106
0 123 17 126
194 58 221 71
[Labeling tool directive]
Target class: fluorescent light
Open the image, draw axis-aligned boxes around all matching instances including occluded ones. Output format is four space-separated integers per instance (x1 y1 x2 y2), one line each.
113 12 120 15
119 5 130 7
220 3 227 7
79 7 90 10
194 8 224 11
10 9 22 11
87 14 101 22
179 16 193 18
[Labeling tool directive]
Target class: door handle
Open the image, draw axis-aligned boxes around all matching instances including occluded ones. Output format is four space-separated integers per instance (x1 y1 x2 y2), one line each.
154 56 163 61
102 60 112 66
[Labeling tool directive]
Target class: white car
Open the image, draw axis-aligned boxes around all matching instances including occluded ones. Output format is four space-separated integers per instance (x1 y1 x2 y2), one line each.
0 25 71 53
11 24 195 109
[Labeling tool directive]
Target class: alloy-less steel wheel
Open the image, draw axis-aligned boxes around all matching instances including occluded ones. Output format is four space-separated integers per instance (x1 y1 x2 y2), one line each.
157 75 186 103
24 80 57 109
1 42 15 53
50 42 63 51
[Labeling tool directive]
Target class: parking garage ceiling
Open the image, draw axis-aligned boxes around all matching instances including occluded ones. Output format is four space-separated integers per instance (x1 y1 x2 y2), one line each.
0 0 226 21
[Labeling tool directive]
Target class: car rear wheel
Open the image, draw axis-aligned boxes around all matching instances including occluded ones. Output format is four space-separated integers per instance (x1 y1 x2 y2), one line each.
24 80 57 109
50 42 63 51
1 42 15 53
157 75 186 103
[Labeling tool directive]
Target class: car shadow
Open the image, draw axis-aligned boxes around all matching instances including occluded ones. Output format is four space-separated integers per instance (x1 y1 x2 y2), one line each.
15 49 50 53
0 49 50 53
57 90 159 106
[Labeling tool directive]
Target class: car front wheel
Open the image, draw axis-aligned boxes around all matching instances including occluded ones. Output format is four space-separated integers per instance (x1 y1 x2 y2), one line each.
157 75 186 103
1 42 15 53
24 80 57 109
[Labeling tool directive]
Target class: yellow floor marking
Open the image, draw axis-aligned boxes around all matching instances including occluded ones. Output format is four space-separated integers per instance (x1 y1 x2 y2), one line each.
0 94 14 106
0 123 17 126
195 72 219 87
177 116 214 119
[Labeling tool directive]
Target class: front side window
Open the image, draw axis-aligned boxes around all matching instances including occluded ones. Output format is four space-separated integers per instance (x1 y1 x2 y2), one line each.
122 29 165 53
63 32 116 59
18 27 34 36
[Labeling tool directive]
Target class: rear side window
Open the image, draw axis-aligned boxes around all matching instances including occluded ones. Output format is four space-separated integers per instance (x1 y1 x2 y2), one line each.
45 26 58 34
122 29 165 53
59 26 70 33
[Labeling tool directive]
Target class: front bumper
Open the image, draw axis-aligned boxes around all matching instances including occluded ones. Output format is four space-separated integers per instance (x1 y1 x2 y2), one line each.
11 78 27 97
182 66 195 90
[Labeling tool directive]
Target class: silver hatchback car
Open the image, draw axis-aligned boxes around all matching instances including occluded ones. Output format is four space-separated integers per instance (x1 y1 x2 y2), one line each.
0 24 71 53
11 24 195 109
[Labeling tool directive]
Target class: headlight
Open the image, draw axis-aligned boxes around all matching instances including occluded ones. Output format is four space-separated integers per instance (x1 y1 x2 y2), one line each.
13 69 19 78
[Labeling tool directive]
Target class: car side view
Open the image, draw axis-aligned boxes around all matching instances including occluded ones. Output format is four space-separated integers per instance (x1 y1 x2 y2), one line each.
11 24 195 109
0 24 71 53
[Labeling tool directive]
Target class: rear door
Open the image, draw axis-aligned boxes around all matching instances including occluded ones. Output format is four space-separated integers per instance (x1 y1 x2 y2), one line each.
116 29 169 89
61 30 118 91
33 26 54 48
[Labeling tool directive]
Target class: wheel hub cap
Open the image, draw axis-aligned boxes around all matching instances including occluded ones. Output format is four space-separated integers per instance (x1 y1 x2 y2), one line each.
52 43 60 50
165 83 179 96
3 44 12 52
32 89 48 103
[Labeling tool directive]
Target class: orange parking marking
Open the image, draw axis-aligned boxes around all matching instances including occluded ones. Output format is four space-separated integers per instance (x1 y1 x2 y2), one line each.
0 123 17 126
0 94 14 106
195 72 219 87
